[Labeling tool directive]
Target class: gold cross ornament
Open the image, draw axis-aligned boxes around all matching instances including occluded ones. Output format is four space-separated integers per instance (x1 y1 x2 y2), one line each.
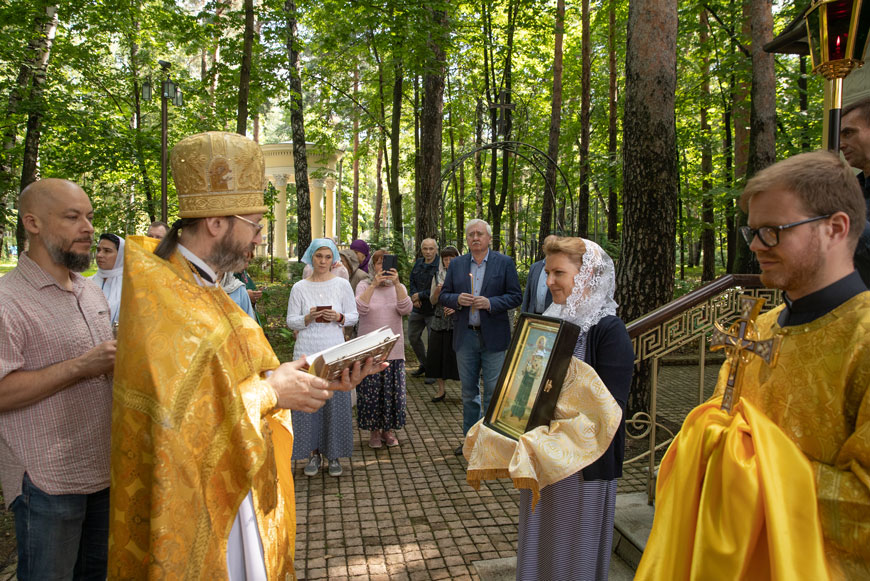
710 295 781 413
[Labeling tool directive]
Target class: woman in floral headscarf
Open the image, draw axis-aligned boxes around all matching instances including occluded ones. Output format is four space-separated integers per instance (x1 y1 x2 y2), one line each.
515 237 633 581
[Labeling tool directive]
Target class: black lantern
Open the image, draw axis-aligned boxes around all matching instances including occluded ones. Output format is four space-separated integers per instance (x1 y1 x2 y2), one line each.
141 79 152 102
805 0 870 149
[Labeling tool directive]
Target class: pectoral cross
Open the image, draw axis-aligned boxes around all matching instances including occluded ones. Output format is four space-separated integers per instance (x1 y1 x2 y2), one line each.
710 295 781 414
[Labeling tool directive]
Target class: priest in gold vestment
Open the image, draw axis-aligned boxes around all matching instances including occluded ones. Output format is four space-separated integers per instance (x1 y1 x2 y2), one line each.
109 132 383 579
637 151 870 580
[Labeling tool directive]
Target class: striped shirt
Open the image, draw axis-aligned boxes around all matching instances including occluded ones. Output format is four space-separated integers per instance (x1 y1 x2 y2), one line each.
0 253 113 506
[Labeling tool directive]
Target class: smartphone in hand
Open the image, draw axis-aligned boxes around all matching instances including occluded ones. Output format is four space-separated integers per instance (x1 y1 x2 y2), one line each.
315 305 331 321
382 254 398 273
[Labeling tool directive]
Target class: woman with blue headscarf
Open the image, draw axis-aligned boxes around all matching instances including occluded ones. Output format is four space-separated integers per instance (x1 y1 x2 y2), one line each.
286 238 359 477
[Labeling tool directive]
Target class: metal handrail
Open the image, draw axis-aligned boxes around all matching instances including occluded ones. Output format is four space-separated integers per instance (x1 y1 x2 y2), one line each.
622 274 781 503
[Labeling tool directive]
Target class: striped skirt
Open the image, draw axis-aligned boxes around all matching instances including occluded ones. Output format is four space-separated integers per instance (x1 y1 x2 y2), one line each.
516 473 618 581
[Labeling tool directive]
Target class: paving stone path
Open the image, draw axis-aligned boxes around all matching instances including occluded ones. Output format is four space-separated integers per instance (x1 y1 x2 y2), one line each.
293 359 721 580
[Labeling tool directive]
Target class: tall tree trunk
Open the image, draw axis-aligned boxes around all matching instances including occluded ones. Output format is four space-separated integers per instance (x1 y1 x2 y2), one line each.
538 0 565 256
607 0 619 244
799 56 809 150
387 59 404 240
16 4 58 256
418 6 447 251
457 146 466 253
578 0 591 237
474 97 484 218
617 0 678 416
735 0 774 273
700 10 715 281
129 6 156 222
724 71 735 272
374 137 384 239
1 3 57 249
236 0 254 135
489 0 516 252
414 75 421 234
352 67 360 240
284 0 311 260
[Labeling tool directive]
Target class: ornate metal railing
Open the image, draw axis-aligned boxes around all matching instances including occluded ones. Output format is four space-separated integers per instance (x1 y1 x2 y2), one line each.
623 274 781 503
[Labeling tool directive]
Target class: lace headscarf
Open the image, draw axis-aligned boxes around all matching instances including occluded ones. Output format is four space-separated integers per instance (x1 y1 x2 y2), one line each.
542 238 618 333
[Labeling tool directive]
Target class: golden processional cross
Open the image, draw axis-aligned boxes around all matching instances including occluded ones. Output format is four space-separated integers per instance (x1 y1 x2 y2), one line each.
710 296 781 414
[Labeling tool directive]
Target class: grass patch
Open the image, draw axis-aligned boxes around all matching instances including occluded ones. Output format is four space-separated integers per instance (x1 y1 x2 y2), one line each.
255 281 295 361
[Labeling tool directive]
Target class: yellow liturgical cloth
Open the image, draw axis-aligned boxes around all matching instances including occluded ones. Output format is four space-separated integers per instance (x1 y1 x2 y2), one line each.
108 237 296 579
635 397 829 580
464 358 622 507
638 293 870 580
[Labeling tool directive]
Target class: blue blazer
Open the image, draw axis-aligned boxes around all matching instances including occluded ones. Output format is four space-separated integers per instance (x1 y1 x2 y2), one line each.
439 250 522 352
521 259 553 314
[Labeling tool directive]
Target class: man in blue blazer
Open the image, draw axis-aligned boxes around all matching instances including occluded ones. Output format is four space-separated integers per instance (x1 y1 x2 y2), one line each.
440 219 522 455
521 235 557 314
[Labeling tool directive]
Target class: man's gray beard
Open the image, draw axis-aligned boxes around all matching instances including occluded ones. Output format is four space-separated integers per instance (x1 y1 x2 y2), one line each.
45 238 91 272
208 228 252 274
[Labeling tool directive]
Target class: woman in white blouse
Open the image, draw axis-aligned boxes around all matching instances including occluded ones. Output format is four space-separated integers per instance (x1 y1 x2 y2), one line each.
286 238 358 478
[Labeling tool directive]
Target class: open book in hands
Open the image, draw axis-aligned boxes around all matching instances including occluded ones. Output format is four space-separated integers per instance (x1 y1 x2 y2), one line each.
306 326 399 380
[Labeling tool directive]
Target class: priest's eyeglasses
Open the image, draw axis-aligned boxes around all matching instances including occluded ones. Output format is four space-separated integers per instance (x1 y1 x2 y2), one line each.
739 214 831 248
233 215 264 235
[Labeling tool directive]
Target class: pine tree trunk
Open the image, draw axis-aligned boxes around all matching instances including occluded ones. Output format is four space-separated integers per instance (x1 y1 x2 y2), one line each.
474 97 484 218
129 7 155 223
539 0 564 256
617 0 678 416
700 10 715 281
417 6 447 251
607 0 619 244
284 0 311 260
236 0 255 135
735 0 774 273
352 68 360 241
374 139 384 239
388 60 403 240
578 0 591 237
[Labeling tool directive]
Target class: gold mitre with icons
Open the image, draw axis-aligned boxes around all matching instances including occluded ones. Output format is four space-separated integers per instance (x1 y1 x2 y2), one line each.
170 131 268 218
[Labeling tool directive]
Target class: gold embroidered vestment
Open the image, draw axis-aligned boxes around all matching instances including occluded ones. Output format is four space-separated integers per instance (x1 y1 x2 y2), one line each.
108 237 296 579
637 293 870 580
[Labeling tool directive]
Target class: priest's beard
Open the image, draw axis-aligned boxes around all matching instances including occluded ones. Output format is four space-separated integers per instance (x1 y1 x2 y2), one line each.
43 233 92 272
208 223 255 274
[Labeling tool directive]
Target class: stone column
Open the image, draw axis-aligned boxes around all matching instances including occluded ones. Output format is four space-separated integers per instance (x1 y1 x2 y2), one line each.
273 174 289 259
309 178 325 238
324 177 336 239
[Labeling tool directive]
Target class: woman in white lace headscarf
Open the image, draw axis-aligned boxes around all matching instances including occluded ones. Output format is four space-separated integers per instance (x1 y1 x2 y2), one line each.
515 237 633 581
90 233 125 324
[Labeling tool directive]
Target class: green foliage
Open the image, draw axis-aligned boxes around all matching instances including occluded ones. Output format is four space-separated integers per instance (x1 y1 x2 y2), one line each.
0 0 828 291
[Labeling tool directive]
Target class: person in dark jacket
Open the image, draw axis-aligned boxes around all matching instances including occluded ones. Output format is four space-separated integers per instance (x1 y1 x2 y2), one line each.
407 238 439 378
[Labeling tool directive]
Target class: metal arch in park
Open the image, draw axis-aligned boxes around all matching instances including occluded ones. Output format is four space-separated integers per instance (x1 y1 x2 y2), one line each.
438 141 575 237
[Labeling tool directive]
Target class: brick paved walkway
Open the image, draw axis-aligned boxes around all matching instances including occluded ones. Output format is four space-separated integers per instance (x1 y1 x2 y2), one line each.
0 361 714 581
293 375 519 580
292 358 720 580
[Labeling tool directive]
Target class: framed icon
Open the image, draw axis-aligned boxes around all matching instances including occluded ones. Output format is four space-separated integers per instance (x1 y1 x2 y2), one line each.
484 314 581 440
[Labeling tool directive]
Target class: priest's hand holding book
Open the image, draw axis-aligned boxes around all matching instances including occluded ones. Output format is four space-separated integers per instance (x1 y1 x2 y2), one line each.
266 355 388 413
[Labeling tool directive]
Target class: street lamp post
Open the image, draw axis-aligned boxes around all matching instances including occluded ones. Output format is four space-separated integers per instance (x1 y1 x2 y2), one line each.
142 60 183 222
805 0 870 150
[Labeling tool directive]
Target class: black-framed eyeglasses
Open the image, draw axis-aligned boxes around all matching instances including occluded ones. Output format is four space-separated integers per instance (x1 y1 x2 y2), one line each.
739 214 832 248
232 214 264 235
